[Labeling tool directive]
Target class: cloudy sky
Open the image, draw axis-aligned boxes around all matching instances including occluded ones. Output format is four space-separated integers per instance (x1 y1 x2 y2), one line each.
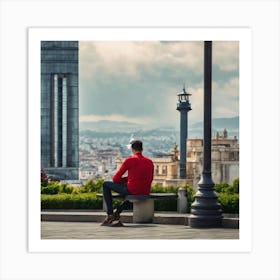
79 41 239 129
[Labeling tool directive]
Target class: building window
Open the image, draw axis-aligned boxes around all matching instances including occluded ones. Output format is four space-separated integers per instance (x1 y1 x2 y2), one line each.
155 165 159 176
52 74 68 168
229 152 235 160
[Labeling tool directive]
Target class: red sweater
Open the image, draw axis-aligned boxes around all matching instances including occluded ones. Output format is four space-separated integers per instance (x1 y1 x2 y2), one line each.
112 153 154 195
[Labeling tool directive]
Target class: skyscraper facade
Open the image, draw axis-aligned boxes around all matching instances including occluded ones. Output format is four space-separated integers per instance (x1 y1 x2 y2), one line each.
41 41 79 180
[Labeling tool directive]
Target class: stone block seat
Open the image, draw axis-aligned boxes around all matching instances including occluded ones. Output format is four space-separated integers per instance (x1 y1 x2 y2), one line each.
96 193 178 223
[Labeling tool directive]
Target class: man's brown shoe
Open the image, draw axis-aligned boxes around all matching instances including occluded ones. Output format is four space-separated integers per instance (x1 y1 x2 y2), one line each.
100 214 115 226
110 220 124 227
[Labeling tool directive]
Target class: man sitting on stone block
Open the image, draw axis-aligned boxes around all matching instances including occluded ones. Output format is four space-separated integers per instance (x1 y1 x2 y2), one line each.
101 140 154 226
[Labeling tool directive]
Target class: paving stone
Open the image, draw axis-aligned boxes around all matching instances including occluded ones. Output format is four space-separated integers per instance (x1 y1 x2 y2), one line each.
41 221 239 239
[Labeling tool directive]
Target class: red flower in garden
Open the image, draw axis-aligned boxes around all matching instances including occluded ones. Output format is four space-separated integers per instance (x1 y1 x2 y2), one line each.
41 168 48 183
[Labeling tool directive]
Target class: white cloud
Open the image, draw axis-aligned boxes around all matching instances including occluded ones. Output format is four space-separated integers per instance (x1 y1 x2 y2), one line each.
79 41 203 79
80 41 238 79
212 77 239 118
79 41 239 125
80 114 152 125
213 41 239 71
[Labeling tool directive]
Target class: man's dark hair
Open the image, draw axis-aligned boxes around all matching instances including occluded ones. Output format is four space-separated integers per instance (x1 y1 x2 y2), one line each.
131 140 143 152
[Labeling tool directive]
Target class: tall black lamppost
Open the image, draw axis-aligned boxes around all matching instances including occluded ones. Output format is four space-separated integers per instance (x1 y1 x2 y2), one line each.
176 86 192 179
189 41 223 228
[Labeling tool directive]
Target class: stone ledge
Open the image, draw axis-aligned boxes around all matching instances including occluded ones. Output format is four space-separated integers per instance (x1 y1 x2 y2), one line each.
41 211 239 228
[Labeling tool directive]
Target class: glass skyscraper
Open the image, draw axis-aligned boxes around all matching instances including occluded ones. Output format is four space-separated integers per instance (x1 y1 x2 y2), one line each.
41 41 79 180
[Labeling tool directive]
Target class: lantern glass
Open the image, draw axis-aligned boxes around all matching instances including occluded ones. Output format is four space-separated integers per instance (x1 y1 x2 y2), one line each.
178 88 191 103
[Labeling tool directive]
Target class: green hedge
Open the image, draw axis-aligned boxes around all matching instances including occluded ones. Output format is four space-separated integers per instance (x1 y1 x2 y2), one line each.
41 179 104 195
40 182 195 211
41 193 102 210
40 180 239 213
151 184 195 212
217 193 239 213
214 178 239 213
154 198 177 211
41 194 178 211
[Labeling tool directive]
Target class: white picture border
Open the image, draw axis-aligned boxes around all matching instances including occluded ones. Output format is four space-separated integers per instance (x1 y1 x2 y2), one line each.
1 1 280 279
28 27 252 253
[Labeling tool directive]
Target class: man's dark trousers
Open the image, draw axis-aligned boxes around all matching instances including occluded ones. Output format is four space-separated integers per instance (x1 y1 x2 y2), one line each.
102 181 132 215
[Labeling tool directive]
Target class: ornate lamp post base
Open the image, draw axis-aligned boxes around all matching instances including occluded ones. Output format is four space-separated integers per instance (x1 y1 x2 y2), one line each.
189 216 222 228
189 172 223 228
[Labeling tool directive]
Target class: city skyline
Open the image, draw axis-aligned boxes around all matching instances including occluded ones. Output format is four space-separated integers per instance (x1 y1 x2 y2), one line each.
79 41 239 130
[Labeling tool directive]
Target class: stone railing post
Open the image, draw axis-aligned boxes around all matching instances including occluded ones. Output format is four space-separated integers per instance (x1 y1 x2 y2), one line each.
177 187 188 213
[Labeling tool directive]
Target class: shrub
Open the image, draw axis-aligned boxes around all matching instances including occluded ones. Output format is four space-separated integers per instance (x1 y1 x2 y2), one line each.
80 178 104 193
58 183 74 194
214 179 239 195
150 184 178 194
41 182 81 195
208 179 239 213
183 184 195 210
214 182 230 193
232 178 239 193
217 193 239 213
41 184 59 194
41 193 103 210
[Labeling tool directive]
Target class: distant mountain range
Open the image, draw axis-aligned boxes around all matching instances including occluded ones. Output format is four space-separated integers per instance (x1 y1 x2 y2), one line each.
79 119 144 132
190 116 239 131
189 116 239 138
79 116 239 138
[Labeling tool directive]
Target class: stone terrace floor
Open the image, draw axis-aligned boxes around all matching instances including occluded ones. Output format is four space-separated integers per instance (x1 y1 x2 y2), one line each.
41 221 239 239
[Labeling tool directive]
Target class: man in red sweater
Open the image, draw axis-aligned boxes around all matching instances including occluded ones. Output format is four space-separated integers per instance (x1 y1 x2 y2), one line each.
101 140 154 226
